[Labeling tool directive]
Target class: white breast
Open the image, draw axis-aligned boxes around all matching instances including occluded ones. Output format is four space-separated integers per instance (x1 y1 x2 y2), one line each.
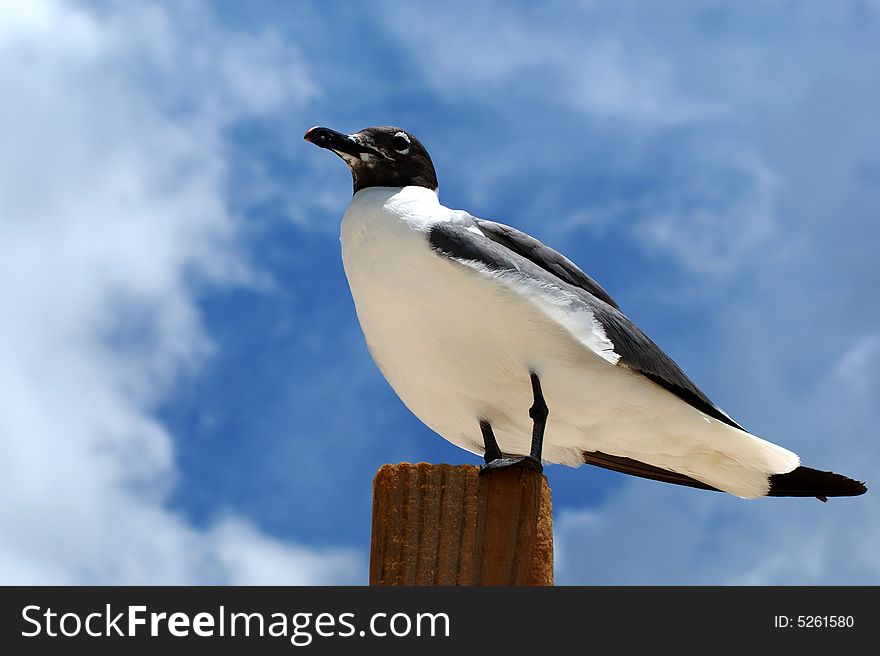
340 186 578 457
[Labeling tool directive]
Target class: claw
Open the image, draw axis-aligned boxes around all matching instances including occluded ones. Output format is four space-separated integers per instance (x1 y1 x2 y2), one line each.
479 455 543 475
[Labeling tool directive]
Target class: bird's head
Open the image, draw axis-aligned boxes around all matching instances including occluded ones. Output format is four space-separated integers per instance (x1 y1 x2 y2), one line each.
304 125 438 195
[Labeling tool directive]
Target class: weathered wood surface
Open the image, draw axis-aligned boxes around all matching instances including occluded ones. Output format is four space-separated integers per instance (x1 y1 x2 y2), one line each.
370 463 553 586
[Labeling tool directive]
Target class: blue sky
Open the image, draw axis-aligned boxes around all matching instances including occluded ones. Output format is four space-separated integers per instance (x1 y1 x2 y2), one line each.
1 0 878 584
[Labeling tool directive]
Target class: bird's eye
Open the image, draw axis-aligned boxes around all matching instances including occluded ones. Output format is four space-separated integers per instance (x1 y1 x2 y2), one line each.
392 133 410 152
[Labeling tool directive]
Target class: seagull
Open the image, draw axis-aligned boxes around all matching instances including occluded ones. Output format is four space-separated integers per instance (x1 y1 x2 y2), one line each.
304 124 866 501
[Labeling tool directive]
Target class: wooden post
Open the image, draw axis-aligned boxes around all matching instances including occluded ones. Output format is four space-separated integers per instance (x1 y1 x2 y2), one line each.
369 463 553 586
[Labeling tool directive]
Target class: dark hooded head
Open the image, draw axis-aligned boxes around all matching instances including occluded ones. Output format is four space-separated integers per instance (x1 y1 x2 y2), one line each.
304 125 438 195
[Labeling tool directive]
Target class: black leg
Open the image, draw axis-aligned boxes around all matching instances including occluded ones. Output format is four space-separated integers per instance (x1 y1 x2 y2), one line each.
528 372 548 461
479 371 548 475
480 420 503 464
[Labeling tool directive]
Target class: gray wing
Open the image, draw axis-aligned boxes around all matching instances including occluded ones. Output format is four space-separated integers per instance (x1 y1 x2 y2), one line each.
473 219 621 309
429 221 744 431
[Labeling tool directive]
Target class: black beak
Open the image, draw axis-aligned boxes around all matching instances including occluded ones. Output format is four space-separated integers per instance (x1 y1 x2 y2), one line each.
304 126 379 160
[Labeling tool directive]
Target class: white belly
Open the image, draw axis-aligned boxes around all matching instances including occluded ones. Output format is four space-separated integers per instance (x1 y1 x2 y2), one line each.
339 186 798 498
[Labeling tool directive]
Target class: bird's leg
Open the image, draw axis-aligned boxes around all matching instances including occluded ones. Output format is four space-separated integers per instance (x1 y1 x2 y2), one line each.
528 372 548 462
479 372 547 475
480 420 503 464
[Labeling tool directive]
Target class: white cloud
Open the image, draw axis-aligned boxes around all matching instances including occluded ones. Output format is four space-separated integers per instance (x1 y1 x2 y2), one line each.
834 334 880 397
0 0 359 584
208 518 362 586
555 478 880 585
380 3 724 125
632 147 782 276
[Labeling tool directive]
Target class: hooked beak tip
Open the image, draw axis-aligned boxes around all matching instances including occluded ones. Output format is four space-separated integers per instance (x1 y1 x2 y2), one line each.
303 126 323 143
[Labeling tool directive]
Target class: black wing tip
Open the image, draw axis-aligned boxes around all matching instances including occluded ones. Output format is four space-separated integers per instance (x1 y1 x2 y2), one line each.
769 466 867 500
582 452 868 502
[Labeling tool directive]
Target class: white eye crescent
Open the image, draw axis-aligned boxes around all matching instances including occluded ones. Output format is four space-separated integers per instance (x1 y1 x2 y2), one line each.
392 132 410 153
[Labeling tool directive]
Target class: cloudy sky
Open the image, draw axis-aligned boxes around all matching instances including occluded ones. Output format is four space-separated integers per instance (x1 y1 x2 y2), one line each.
1 0 877 585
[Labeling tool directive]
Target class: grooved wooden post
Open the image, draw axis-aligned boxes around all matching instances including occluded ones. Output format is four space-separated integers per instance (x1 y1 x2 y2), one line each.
369 463 553 586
